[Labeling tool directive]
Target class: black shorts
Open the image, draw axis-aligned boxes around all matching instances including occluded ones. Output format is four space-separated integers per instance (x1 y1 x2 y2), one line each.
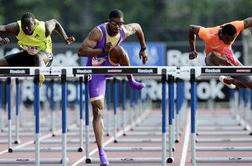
5 51 53 67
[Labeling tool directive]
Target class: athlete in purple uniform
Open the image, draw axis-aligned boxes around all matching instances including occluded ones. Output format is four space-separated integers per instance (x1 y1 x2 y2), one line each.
78 9 147 166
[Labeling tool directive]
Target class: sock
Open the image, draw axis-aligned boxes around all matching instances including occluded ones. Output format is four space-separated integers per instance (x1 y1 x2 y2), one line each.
99 148 109 165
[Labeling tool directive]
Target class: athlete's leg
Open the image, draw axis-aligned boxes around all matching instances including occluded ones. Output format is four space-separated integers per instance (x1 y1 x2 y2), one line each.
206 52 232 66
34 52 53 84
227 55 252 89
91 99 105 148
109 46 144 90
89 75 109 165
89 75 106 148
243 82 252 89
4 51 32 66
206 52 247 88
232 73 252 89
219 76 247 88
35 52 53 67
0 58 9 66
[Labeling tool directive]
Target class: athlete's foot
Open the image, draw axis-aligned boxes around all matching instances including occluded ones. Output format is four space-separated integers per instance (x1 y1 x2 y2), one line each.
128 78 145 90
39 75 45 86
219 76 236 89
99 148 109 166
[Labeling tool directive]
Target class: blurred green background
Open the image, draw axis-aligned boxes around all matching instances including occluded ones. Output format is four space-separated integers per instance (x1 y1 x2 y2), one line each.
1 0 252 42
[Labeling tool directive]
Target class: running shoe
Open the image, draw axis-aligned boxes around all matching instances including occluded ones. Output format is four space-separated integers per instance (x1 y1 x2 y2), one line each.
99 148 109 166
128 78 145 90
219 76 236 89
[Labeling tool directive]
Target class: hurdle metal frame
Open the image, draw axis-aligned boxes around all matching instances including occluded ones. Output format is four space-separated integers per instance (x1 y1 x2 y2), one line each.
186 66 252 165
0 66 252 166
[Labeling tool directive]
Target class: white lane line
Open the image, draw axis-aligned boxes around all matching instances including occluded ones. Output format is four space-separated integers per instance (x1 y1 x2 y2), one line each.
72 109 151 166
180 109 190 166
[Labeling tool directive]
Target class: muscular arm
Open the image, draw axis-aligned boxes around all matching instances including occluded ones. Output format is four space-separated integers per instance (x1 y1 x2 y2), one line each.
188 25 201 52
78 27 103 57
243 17 252 29
0 22 19 35
45 19 69 41
124 23 146 49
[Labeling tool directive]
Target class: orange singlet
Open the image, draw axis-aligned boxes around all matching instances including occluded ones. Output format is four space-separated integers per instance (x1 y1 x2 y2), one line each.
199 21 244 65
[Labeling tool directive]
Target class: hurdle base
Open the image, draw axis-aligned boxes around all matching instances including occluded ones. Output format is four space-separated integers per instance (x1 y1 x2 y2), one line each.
167 157 174 163
8 148 13 153
196 157 252 163
78 147 83 152
14 140 20 144
86 158 91 163
0 158 62 164
89 157 162 163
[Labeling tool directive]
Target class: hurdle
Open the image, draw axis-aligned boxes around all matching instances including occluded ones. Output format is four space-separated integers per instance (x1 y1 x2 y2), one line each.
0 81 3 132
113 77 119 142
6 77 12 152
167 75 175 163
175 78 185 143
105 79 112 136
68 66 179 166
49 79 56 136
187 66 252 165
10 77 91 152
4 66 251 166
0 68 71 165
121 79 127 136
14 78 21 144
84 74 91 163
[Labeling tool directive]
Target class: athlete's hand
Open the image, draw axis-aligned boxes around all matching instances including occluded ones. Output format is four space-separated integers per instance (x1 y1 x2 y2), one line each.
65 36 75 45
189 51 198 60
139 50 148 64
103 42 113 54
0 37 10 46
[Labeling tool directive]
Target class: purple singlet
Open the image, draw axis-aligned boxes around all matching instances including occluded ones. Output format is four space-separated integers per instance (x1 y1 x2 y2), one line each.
87 23 125 101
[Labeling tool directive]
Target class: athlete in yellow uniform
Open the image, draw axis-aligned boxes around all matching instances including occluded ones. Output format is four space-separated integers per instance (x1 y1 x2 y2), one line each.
0 12 75 68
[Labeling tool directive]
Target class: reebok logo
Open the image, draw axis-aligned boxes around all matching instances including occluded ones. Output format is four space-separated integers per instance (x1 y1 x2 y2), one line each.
34 34 39 38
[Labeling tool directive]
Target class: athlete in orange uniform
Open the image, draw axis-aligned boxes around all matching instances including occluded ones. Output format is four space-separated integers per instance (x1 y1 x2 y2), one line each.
188 17 252 89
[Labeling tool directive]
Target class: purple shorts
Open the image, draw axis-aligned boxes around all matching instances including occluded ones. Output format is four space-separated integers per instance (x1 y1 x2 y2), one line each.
88 57 118 101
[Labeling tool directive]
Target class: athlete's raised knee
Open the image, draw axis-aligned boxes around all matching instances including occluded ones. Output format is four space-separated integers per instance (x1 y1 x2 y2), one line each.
109 46 128 65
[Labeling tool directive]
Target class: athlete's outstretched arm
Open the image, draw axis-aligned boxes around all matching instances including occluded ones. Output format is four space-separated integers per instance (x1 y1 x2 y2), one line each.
124 23 147 64
0 23 19 45
188 25 202 60
45 19 75 44
0 23 19 35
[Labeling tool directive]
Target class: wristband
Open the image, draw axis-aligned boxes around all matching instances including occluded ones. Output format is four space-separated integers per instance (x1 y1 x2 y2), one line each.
140 47 146 52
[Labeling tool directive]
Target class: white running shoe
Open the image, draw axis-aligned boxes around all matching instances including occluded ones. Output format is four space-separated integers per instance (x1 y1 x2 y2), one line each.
219 76 236 89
